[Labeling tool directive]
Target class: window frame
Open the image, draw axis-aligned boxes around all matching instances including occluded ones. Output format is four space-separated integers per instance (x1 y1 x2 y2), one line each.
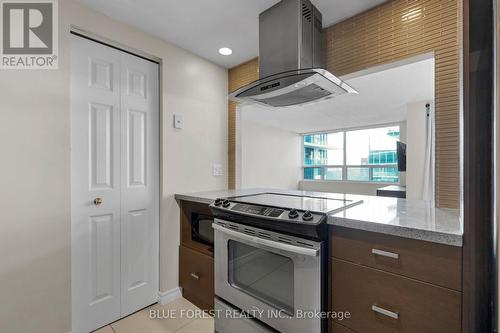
302 123 401 184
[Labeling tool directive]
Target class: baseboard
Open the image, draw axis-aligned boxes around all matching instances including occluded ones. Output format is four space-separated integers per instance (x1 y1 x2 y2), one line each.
158 287 182 305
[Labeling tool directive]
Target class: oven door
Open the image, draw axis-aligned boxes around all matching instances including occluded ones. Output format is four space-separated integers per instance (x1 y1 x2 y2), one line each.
213 219 322 333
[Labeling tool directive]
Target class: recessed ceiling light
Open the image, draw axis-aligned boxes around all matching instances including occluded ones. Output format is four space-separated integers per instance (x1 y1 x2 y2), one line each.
218 47 233 56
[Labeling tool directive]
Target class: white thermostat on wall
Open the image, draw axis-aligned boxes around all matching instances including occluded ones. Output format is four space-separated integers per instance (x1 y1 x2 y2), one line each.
173 114 183 129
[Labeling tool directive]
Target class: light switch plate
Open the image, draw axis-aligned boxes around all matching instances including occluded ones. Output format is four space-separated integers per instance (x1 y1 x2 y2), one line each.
212 163 223 177
173 114 183 129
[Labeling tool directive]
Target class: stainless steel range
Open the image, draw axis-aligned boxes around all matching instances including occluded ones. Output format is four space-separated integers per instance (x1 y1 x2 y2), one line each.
209 193 362 333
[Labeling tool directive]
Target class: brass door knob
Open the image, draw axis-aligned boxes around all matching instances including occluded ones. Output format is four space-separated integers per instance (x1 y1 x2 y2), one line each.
93 197 103 206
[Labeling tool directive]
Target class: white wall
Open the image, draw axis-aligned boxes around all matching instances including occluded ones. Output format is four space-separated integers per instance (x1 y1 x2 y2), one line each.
0 1 228 332
405 101 429 200
238 116 301 189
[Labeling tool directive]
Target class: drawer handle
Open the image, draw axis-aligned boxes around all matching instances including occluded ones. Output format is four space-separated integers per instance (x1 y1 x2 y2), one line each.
190 272 200 280
372 248 399 259
371 305 399 319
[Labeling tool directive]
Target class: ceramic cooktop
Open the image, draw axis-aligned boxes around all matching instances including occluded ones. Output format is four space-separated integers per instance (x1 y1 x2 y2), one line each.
229 193 363 214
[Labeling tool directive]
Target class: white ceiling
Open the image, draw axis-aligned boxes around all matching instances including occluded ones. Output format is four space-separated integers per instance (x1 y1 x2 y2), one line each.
77 0 387 68
240 57 435 133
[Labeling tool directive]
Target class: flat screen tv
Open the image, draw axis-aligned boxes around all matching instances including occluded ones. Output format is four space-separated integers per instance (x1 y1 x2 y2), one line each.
397 141 407 172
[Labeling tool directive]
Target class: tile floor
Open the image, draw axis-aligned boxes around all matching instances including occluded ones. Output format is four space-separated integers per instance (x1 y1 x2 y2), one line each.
93 298 214 333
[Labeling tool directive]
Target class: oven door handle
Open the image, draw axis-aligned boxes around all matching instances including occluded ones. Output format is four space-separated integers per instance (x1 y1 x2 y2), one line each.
213 224 319 257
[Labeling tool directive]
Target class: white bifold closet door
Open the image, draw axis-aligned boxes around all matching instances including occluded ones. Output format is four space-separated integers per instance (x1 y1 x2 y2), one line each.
70 35 159 333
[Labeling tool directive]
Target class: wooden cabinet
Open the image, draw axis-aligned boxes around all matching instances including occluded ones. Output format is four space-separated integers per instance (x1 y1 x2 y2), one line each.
332 259 461 333
178 200 215 310
332 322 357 333
179 245 214 310
330 226 462 291
330 226 462 333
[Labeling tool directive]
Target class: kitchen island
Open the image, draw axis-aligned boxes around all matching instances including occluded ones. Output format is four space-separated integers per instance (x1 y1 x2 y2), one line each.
175 188 463 333
175 188 462 246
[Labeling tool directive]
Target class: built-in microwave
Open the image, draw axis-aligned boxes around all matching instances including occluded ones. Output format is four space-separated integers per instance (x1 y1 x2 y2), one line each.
191 213 214 247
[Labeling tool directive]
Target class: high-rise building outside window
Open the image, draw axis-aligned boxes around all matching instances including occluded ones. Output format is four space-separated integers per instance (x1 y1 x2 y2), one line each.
303 125 400 183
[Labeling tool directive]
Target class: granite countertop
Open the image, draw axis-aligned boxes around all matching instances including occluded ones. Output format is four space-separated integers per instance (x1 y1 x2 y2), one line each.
175 188 463 247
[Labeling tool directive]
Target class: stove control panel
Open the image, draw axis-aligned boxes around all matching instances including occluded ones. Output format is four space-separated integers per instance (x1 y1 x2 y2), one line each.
231 203 284 218
211 198 326 224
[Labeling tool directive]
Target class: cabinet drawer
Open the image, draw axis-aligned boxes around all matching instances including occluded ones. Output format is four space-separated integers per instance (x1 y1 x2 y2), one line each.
330 226 462 290
331 322 357 332
331 259 461 333
179 245 214 310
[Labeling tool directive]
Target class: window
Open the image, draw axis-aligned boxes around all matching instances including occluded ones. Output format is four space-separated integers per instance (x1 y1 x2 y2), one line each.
303 125 400 183
303 132 343 166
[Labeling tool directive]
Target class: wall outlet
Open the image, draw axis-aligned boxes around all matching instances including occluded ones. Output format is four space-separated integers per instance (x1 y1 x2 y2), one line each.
173 114 183 129
212 163 223 177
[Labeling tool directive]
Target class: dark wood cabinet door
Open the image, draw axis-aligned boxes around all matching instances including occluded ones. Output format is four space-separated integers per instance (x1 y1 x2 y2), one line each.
331 258 461 333
331 322 357 333
330 226 462 291
179 245 214 310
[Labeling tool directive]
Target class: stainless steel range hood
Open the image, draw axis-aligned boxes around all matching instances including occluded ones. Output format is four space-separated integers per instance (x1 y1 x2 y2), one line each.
229 0 357 108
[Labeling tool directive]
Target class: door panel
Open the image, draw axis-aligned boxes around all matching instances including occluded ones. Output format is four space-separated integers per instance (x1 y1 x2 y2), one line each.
127 68 147 98
71 36 122 333
120 52 159 317
89 214 115 305
125 209 149 291
71 35 159 333
127 109 146 187
89 58 114 91
90 103 114 190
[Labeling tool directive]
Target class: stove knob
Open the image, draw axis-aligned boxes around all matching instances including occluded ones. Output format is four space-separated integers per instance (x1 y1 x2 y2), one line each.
214 198 223 206
288 209 299 219
222 199 231 208
302 210 313 221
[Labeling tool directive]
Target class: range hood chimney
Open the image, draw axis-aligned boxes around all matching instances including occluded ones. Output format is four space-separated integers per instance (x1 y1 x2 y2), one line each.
229 0 357 107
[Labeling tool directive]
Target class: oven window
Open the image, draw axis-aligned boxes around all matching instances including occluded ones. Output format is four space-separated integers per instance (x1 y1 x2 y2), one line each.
228 240 294 315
